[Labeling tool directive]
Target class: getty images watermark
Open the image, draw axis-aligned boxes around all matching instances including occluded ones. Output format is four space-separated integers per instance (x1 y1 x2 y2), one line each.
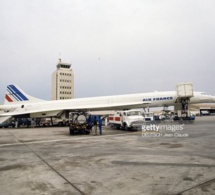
141 124 189 138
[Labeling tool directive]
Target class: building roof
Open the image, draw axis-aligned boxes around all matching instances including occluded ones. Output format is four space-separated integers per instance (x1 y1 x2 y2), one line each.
56 58 71 69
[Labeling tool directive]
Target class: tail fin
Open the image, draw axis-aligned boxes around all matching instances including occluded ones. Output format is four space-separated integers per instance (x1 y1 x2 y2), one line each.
4 84 45 105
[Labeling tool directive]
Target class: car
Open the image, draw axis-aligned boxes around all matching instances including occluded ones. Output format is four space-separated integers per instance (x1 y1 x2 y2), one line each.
0 121 15 128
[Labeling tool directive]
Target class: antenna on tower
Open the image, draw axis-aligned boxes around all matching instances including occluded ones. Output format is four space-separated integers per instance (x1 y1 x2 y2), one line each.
59 52 61 62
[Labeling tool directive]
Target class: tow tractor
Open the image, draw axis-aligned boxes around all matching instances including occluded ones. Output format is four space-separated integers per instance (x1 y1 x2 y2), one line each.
69 112 92 135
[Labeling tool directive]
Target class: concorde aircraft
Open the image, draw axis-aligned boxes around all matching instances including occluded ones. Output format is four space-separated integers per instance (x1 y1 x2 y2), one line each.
0 84 215 118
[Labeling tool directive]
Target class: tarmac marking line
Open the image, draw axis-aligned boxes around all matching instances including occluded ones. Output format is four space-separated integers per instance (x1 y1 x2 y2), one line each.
176 177 215 195
0 131 141 147
4 129 86 195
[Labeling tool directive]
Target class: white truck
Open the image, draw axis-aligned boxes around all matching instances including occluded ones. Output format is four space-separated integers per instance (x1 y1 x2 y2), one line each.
109 110 144 130
144 112 154 121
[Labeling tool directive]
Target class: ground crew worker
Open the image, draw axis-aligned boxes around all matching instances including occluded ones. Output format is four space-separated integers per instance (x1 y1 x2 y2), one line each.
93 116 98 135
98 116 102 135
87 114 93 134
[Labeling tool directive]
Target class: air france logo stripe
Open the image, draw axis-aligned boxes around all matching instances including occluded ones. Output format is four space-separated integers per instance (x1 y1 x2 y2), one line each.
5 94 13 102
7 88 20 101
7 85 29 101
8 85 28 101
9 85 29 101
7 86 22 101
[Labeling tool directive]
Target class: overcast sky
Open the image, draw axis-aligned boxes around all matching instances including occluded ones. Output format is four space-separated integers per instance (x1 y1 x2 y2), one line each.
1 0 215 103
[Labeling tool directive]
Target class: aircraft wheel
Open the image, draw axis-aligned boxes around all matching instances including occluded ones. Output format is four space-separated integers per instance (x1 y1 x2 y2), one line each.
69 127 75 135
85 130 90 135
124 123 129 131
58 122 63 127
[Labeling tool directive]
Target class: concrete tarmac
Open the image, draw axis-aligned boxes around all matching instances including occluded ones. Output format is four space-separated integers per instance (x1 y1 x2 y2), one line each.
0 116 215 195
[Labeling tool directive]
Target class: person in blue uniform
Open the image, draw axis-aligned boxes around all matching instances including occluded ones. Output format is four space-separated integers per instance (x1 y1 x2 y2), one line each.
98 116 103 135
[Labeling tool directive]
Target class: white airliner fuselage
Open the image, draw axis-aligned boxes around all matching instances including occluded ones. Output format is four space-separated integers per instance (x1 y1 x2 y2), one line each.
0 85 215 118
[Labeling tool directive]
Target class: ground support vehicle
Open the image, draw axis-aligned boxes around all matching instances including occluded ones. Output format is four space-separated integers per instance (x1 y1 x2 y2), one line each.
109 110 144 130
69 112 92 135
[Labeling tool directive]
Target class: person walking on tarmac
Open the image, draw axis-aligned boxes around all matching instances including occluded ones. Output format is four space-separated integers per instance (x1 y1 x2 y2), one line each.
98 116 102 135
87 114 93 134
93 116 98 135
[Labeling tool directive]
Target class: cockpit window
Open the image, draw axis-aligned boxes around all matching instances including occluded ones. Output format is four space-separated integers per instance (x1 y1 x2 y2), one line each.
201 92 207 95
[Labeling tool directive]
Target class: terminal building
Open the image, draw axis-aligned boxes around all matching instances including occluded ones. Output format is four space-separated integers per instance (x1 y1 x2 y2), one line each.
52 59 74 100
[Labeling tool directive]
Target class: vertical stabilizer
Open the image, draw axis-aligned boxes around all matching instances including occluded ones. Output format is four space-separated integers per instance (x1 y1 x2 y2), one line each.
4 84 45 105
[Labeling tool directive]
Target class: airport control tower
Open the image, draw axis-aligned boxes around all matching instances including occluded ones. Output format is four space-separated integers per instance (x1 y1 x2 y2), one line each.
52 59 74 100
